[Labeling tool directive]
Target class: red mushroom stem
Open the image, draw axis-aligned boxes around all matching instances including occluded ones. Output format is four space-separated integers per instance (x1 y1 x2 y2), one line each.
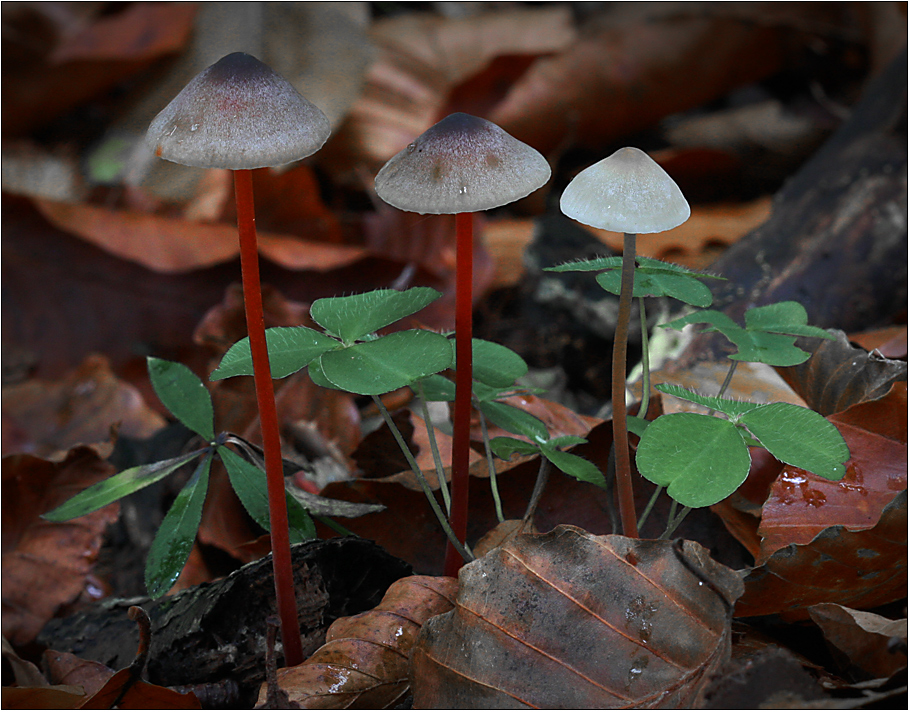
612 232 640 538
444 211 474 577
234 169 304 666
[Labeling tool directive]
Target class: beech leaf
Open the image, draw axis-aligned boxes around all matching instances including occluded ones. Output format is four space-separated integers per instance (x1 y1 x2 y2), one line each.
259 575 458 708
410 526 744 708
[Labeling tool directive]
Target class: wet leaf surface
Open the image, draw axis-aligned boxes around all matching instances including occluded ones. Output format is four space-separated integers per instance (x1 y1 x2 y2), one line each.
736 490 907 618
260 575 458 708
411 526 744 708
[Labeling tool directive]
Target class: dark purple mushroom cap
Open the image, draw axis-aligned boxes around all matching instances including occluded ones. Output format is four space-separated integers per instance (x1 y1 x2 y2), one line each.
560 147 690 234
146 52 331 170
374 113 551 214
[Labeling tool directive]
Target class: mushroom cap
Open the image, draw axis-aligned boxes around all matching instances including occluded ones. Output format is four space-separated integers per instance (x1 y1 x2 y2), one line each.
374 113 551 214
560 147 690 234
146 52 331 170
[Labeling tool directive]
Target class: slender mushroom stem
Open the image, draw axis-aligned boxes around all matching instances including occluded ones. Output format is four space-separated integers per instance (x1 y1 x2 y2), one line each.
444 211 474 577
612 232 640 538
234 169 304 667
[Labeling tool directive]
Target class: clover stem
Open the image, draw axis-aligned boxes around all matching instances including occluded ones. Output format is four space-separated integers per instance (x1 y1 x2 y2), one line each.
637 296 651 419
612 232 639 538
416 381 450 515
445 211 474 576
234 169 303 667
707 362 739 417
637 485 663 532
372 395 473 565
478 411 504 522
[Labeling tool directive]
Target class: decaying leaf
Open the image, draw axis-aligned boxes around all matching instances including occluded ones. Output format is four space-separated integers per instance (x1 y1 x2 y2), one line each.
324 6 575 174
756 383 907 557
1 447 120 646
736 490 907 618
777 330 908 416
258 575 458 708
34 198 363 274
410 526 744 708
2 354 165 458
808 603 908 679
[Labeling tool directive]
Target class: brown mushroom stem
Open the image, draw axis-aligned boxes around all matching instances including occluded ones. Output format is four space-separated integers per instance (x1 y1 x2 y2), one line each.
444 211 474 577
234 169 304 667
612 232 640 538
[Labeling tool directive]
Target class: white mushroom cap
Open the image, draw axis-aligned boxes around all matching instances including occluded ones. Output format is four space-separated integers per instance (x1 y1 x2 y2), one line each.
146 52 331 170
374 113 551 214
560 147 690 234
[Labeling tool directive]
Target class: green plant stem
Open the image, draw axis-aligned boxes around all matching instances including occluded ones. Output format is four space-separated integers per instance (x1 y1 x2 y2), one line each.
446 211 474 576
717 360 739 399
478 411 504 523
660 506 692 539
372 395 473 565
637 485 663 532
612 233 640 538
707 361 739 417
234 169 303 667
523 456 551 525
416 383 451 515
637 296 651 418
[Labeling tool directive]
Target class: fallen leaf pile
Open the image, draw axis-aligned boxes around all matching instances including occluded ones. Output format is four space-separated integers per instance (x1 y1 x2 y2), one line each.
2 2 906 709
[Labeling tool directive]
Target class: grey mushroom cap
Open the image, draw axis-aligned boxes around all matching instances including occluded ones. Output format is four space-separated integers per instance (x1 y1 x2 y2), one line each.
560 147 690 234
146 52 331 170
374 113 551 214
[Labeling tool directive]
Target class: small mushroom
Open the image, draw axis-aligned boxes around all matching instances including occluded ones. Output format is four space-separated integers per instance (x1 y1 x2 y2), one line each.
375 113 550 575
560 147 690 538
146 52 330 667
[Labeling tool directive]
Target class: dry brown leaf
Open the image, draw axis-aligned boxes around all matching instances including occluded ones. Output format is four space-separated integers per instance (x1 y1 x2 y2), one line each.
1 447 120 646
2 354 165 458
777 331 908 417
322 6 575 175
259 575 458 708
809 604 908 679
33 198 365 274
42 649 114 697
411 526 744 708
580 196 773 269
491 8 814 153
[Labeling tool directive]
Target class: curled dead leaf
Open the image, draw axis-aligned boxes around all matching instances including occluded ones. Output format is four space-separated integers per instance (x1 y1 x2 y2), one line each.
258 575 458 708
808 604 907 679
410 525 744 708
737 490 907 618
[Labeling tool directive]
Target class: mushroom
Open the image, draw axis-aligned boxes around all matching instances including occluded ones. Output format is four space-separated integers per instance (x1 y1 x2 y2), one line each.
375 113 550 575
146 52 330 666
560 147 690 538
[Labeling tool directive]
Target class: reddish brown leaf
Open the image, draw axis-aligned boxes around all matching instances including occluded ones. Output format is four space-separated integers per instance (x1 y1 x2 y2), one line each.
411 526 744 708
259 575 458 708
808 604 908 679
3 3 196 136
2 354 165 458
34 198 365 274
323 6 575 173
491 8 796 153
1 447 119 646
736 490 907 618
1 685 86 709
849 325 908 360
43 650 113 697
80 668 200 709
757 383 907 558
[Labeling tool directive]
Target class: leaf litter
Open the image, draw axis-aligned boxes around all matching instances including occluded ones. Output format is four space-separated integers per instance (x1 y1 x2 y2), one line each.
2 2 906 709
